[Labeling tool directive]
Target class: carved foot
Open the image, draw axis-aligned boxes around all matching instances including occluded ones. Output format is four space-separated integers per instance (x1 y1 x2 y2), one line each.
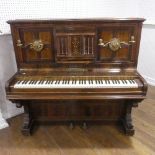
21 119 33 136
122 114 135 136
123 121 135 136
21 127 31 136
21 113 33 136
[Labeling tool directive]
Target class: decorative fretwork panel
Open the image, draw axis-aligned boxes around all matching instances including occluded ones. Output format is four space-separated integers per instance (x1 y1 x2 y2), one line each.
71 36 81 56
56 32 95 62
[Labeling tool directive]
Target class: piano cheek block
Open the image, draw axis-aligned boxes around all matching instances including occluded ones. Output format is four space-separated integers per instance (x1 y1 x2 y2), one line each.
6 18 147 136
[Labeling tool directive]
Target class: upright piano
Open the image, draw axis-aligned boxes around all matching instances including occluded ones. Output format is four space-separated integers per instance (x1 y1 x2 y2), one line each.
6 18 148 136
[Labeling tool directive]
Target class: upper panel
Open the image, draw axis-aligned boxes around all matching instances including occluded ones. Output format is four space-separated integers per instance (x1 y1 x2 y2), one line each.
8 18 144 69
97 25 137 62
17 27 54 63
55 26 96 63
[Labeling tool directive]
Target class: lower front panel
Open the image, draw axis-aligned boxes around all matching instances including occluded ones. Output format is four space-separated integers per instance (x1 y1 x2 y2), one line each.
29 100 126 121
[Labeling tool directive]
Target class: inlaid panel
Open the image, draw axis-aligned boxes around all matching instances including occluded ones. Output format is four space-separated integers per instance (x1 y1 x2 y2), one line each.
97 26 136 62
18 28 54 63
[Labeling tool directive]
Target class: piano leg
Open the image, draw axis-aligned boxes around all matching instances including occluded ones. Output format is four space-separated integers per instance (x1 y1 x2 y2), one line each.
21 103 33 136
122 101 139 136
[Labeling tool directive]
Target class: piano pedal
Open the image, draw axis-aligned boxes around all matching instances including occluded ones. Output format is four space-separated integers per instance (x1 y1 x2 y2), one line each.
69 122 74 130
82 122 88 130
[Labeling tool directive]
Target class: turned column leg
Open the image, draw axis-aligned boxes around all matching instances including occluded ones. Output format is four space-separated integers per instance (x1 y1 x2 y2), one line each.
21 103 33 136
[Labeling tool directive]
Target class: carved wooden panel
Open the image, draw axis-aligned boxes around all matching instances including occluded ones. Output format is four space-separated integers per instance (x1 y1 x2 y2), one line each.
18 28 54 63
55 27 96 62
30 100 125 120
97 26 136 62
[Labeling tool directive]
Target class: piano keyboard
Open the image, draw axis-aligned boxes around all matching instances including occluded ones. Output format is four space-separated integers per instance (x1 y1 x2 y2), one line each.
14 79 138 89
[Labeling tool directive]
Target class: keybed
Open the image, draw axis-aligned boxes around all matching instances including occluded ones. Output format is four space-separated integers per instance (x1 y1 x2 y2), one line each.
14 76 138 89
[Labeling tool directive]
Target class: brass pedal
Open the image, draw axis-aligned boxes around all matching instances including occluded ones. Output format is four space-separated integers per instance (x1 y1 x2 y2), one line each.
69 122 74 130
82 122 87 130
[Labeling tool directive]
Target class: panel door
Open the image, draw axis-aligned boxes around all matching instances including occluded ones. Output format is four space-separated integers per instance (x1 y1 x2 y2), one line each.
97 25 137 63
16 27 54 64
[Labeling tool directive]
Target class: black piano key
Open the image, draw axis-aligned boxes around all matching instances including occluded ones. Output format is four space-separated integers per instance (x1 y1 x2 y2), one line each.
33 81 36 84
32 80 36 84
29 80 33 84
27 80 31 84
24 81 28 84
17 81 21 84
129 80 132 84
22 80 26 84
132 80 135 84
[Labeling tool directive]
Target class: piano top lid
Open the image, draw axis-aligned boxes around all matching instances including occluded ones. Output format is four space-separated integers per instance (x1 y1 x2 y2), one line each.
7 18 145 24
